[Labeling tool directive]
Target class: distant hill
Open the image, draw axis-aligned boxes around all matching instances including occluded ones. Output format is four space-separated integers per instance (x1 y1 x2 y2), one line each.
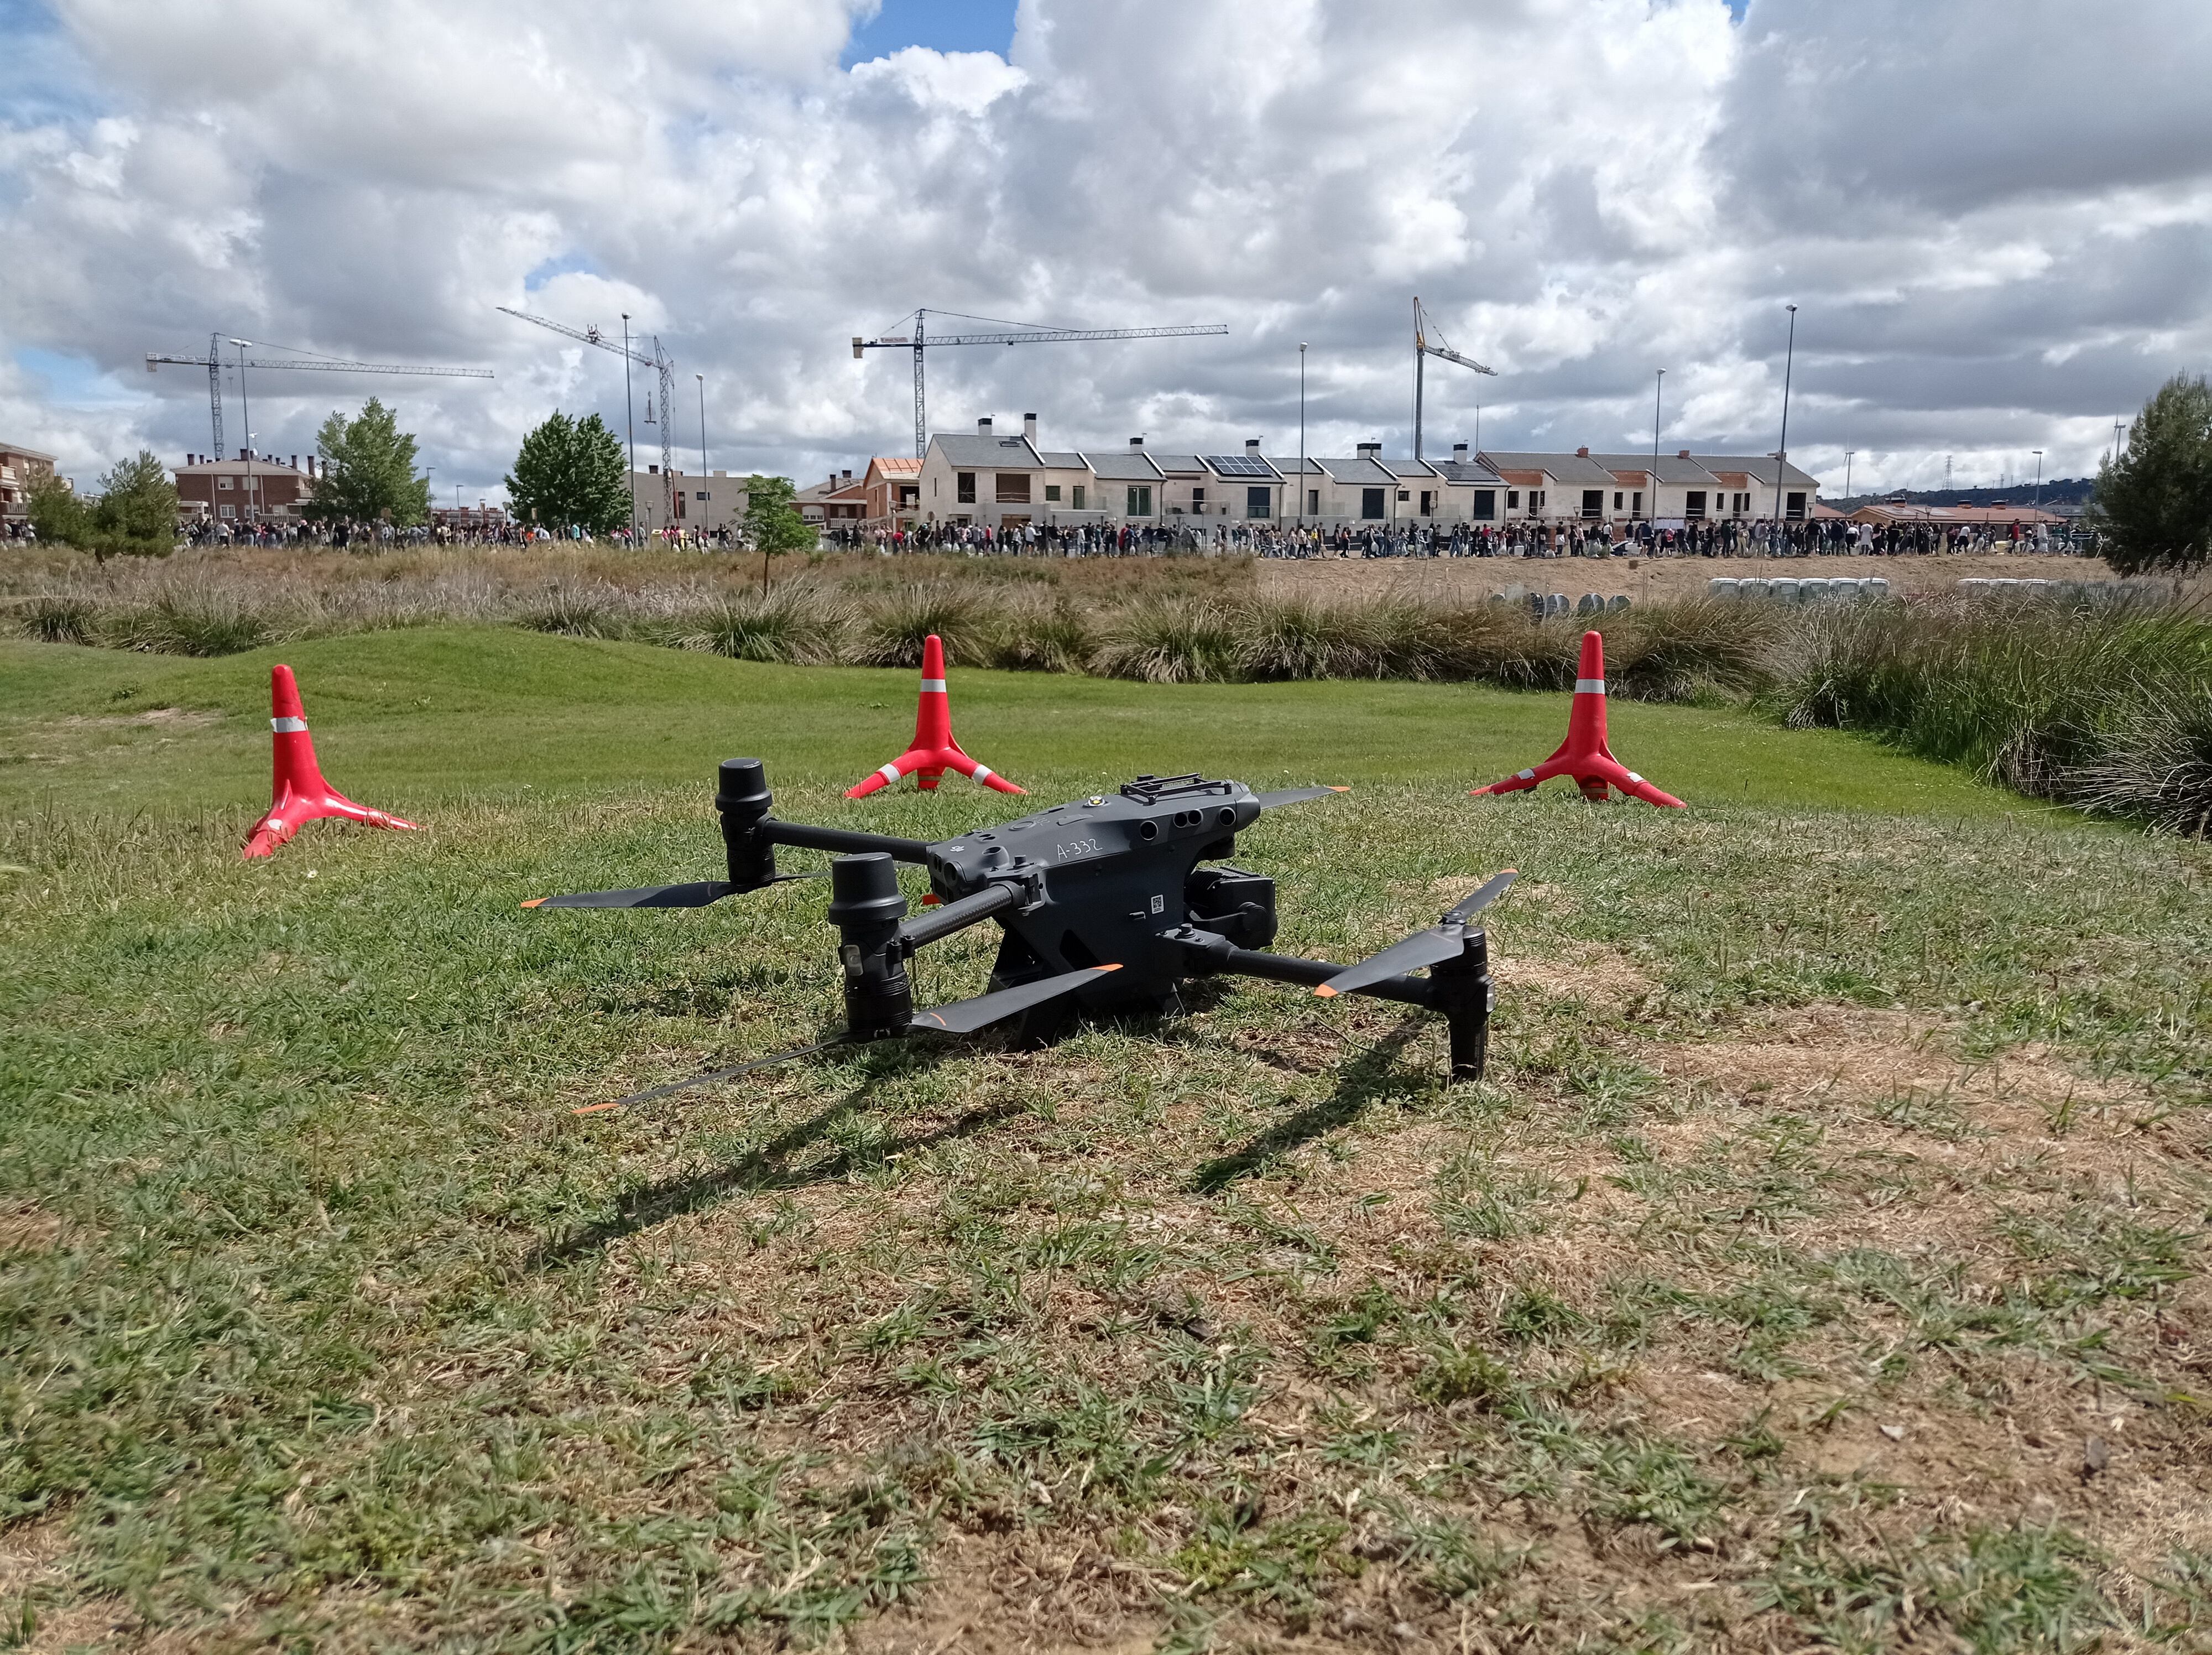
1832 477 2096 512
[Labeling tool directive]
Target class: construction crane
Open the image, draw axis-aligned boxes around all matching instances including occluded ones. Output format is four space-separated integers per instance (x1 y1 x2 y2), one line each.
1412 296 1496 462
146 336 494 460
499 306 675 531
852 309 1232 458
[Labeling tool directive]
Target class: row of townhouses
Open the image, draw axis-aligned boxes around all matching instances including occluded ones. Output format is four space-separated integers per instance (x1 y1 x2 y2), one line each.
817 417 1825 534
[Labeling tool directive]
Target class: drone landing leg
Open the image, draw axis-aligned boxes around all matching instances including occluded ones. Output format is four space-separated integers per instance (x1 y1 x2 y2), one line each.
1428 930 1493 1083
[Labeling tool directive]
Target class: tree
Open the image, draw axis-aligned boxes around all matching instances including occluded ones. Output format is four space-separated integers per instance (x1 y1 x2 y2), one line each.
305 397 431 527
504 411 628 537
2091 373 2212 574
24 475 93 550
742 475 814 591
91 450 179 549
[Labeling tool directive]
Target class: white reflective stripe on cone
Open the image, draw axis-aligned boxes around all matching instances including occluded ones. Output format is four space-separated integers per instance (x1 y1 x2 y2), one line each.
1574 678 1605 694
971 765 994 783
1627 771 1643 783
919 679 947 693
877 762 901 783
1517 768 1537 780
272 717 308 732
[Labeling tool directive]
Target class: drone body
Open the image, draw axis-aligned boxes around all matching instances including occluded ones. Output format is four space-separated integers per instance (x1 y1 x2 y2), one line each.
531 761 1514 1108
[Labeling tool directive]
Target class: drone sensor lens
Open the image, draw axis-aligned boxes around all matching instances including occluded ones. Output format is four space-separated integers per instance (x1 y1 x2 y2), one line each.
1139 820 1159 841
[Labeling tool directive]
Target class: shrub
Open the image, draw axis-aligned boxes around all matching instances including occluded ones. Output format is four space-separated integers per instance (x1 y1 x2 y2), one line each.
980 593 1094 673
851 586 1006 668
1232 596 1389 680
107 591 275 656
22 596 96 646
674 585 847 665
2070 687 2212 837
515 585 622 638
1609 599 1776 702
1092 597 1241 683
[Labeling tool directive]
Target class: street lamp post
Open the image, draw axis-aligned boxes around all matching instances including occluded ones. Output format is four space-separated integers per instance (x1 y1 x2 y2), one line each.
1298 342 1307 527
1844 449 1854 503
1651 368 1665 525
1775 303 1797 523
2032 449 2044 514
621 313 638 540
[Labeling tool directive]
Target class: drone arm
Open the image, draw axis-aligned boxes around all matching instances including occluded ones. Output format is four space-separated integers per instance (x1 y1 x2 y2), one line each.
763 821 934 862
900 881 1018 948
1170 929 1436 1009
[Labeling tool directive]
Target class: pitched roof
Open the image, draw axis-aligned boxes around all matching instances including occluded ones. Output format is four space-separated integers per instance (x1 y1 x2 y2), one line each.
1477 450 1617 486
1037 450 1087 469
1149 452 1206 475
1199 454 1285 480
1079 450 1165 480
867 455 921 476
1313 456 1396 484
929 433 1045 467
1586 452 1721 486
1427 458 1506 485
1691 454 1819 491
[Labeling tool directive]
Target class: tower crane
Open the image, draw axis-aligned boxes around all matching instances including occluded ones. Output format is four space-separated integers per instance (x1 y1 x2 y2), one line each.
499 306 676 532
146 337 493 460
1412 296 1495 462
852 309 1231 458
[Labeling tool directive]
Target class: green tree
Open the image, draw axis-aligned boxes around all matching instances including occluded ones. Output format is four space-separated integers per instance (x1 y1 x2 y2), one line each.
504 411 628 537
742 475 813 591
306 397 431 528
25 474 94 550
2091 373 2212 574
90 450 179 549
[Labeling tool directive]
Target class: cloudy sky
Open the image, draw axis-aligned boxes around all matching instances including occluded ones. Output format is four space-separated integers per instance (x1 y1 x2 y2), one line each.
3 0 2208 504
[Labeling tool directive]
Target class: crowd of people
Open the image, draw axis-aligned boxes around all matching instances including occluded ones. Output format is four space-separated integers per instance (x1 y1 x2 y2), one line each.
823 513 2095 560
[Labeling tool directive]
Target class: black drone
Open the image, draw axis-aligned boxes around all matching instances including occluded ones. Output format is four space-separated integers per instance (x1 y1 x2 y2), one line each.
529 760 1514 1112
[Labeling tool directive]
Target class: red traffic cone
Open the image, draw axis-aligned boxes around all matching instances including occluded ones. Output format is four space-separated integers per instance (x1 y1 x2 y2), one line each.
846 634 1024 799
242 664 422 859
1471 631 1685 808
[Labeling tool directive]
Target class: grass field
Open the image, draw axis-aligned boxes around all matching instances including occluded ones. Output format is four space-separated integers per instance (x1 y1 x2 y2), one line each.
3 629 2209 1653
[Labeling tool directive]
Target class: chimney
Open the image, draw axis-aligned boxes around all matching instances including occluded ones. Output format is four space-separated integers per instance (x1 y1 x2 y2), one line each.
290 455 298 470
1245 438 1261 455
1023 412 1038 442
842 469 852 481
1129 436 1144 448
239 447 248 461
1678 449 1692 459
978 416 993 435
1453 443 1468 459
1356 441 1381 456
1575 446 1589 458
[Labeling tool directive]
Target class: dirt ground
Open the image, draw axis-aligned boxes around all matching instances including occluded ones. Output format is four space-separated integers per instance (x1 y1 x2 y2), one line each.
1256 551 2161 606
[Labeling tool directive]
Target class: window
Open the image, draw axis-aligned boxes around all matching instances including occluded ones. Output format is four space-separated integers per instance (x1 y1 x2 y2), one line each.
957 471 976 503
218 476 234 490
1506 490 1520 511
995 472 1030 504
1685 490 1707 519
1396 489 1410 502
1418 490 1434 517
1632 491 1644 518
1613 491 1623 509
1528 490 1546 514
219 504 234 518
898 485 918 505
696 490 709 501
1246 486 1271 519
1732 492 1746 514
1785 491 1807 521
1307 488 1319 516
1072 485 1086 511
1125 484 1152 517
1045 483 1061 502
1581 490 1603 518
1473 489 1496 521
1360 487 1385 519
1191 487 1206 511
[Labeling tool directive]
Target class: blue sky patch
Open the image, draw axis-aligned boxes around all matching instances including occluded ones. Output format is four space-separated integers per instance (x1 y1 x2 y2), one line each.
842 0 1019 68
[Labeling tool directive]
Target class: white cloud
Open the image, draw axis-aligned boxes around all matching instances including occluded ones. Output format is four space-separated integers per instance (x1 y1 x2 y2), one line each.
1 0 2207 498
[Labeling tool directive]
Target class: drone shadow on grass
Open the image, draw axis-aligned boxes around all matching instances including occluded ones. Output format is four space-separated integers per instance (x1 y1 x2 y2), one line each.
535 1044 1012 1267
1190 1013 1431 1194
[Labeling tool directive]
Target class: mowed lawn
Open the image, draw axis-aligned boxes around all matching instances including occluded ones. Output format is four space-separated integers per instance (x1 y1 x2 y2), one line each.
2 629 2208 1653
0 626 2017 818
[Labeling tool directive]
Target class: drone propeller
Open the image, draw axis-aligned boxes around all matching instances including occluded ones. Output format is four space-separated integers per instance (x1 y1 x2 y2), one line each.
910 964 1120 1034
571 1037 847 1115
524 871 825 910
1313 870 1516 1000
1253 785 1350 810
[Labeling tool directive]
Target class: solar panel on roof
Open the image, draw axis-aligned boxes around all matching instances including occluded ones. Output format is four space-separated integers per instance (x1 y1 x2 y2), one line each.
1205 454 1273 476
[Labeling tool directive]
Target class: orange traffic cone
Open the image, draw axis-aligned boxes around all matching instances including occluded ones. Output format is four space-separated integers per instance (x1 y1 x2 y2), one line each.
242 664 421 858
846 634 1023 798
1470 630 1685 808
